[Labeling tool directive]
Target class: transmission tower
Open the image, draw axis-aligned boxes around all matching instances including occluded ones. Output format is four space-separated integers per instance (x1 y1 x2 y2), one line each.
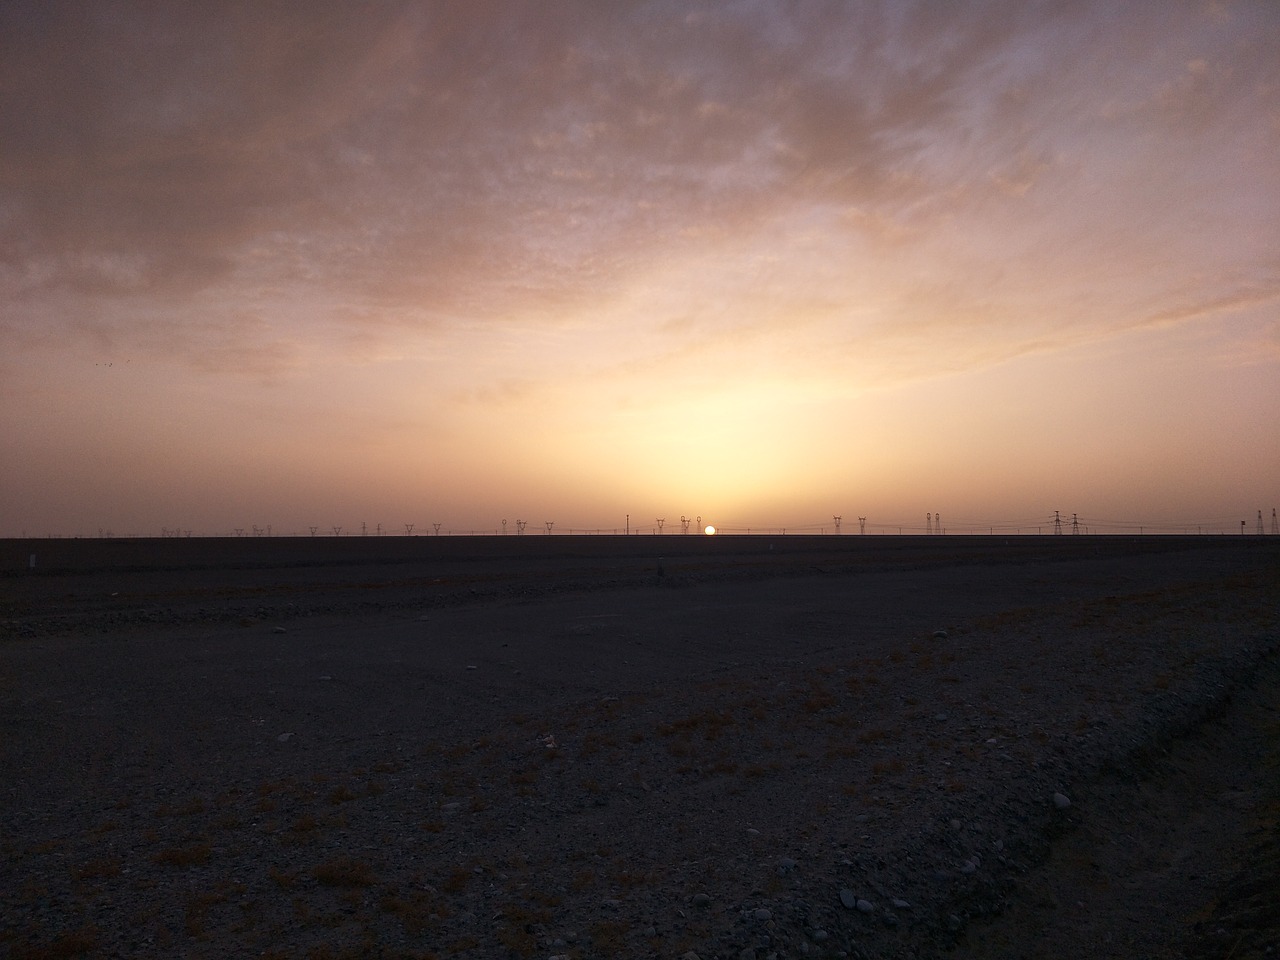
656 518 665 534
926 513 933 535
1053 511 1063 535
1272 508 1278 535
404 523 414 536
1258 510 1265 535
1072 513 1080 535
934 513 941 534
332 526 342 536
681 516 690 534
833 515 842 534
545 521 554 535
502 519 508 535
858 516 866 534
309 526 318 536
516 519 527 535
433 523 442 536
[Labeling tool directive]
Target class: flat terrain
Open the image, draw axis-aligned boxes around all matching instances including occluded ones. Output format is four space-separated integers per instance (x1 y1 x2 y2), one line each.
1 536 1277 959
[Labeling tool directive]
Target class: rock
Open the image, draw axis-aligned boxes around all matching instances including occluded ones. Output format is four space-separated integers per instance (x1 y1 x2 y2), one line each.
754 908 772 921
891 899 912 909
272 626 287 634
840 888 856 909
857 899 874 913
960 860 977 874
1053 792 1072 809
692 893 711 908
933 629 948 639
681 953 702 960
776 857 797 874
276 732 293 742
739 949 756 960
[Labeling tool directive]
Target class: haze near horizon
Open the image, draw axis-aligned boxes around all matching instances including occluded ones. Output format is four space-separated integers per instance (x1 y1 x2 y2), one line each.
2 2 1277 538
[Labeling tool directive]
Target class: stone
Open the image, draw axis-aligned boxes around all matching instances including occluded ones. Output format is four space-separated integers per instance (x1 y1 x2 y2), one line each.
840 889 856 909
1053 792 1072 809
857 899 874 913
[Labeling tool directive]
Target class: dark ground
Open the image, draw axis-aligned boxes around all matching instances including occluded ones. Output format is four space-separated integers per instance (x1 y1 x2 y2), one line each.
1 535 1277 958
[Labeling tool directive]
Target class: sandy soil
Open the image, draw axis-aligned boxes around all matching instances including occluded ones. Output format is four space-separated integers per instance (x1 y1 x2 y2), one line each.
1 536 1277 959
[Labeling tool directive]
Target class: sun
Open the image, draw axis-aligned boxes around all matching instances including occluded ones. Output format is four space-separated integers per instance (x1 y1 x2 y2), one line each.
704 525 716 536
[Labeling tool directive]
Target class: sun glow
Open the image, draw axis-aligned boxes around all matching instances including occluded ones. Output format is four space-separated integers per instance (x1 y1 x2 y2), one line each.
704 525 716 535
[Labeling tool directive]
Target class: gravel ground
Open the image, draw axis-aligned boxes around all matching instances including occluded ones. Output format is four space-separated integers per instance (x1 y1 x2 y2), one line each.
1 537 1277 959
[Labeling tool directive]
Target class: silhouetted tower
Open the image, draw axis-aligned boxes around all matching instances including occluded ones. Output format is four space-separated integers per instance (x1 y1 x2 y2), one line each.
858 516 866 535
1272 509 1278 535
404 523 414 536
332 526 342 536
656 518 665 534
309 526 318 536
833 515 842 534
432 523 442 536
516 519 527 535
926 513 933 535
1053 511 1063 535
1072 513 1080 535
1258 510 1265 535
502 519 508 535
934 513 941 534
545 521 554 535
681 516 690 534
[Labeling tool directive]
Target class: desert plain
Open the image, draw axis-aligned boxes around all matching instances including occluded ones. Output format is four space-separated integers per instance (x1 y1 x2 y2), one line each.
1 534 1277 959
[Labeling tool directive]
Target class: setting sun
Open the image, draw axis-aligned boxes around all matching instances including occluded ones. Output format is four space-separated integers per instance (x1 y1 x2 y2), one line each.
704 525 716 536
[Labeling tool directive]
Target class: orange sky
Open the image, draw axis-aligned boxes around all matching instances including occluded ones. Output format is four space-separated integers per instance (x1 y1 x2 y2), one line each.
2 2 1278 537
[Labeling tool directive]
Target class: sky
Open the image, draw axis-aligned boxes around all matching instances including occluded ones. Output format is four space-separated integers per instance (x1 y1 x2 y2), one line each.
2 1 1278 537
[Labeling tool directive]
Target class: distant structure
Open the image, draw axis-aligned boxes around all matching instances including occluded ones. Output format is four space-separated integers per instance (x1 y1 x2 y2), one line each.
1053 511 1063 535
502 519 508 535
309 526 318 536
858 516 866 534
1272 508 1278 535
934 513 941 534
1258 510 1265 535
681 516 690 534
333 526 342 536
433 523 442 536
1072 513 1081 535
833 515 842 534
404 523 414 536
926 513 933 535
517 519 527 535
545 521 554 535
656 518 665 534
